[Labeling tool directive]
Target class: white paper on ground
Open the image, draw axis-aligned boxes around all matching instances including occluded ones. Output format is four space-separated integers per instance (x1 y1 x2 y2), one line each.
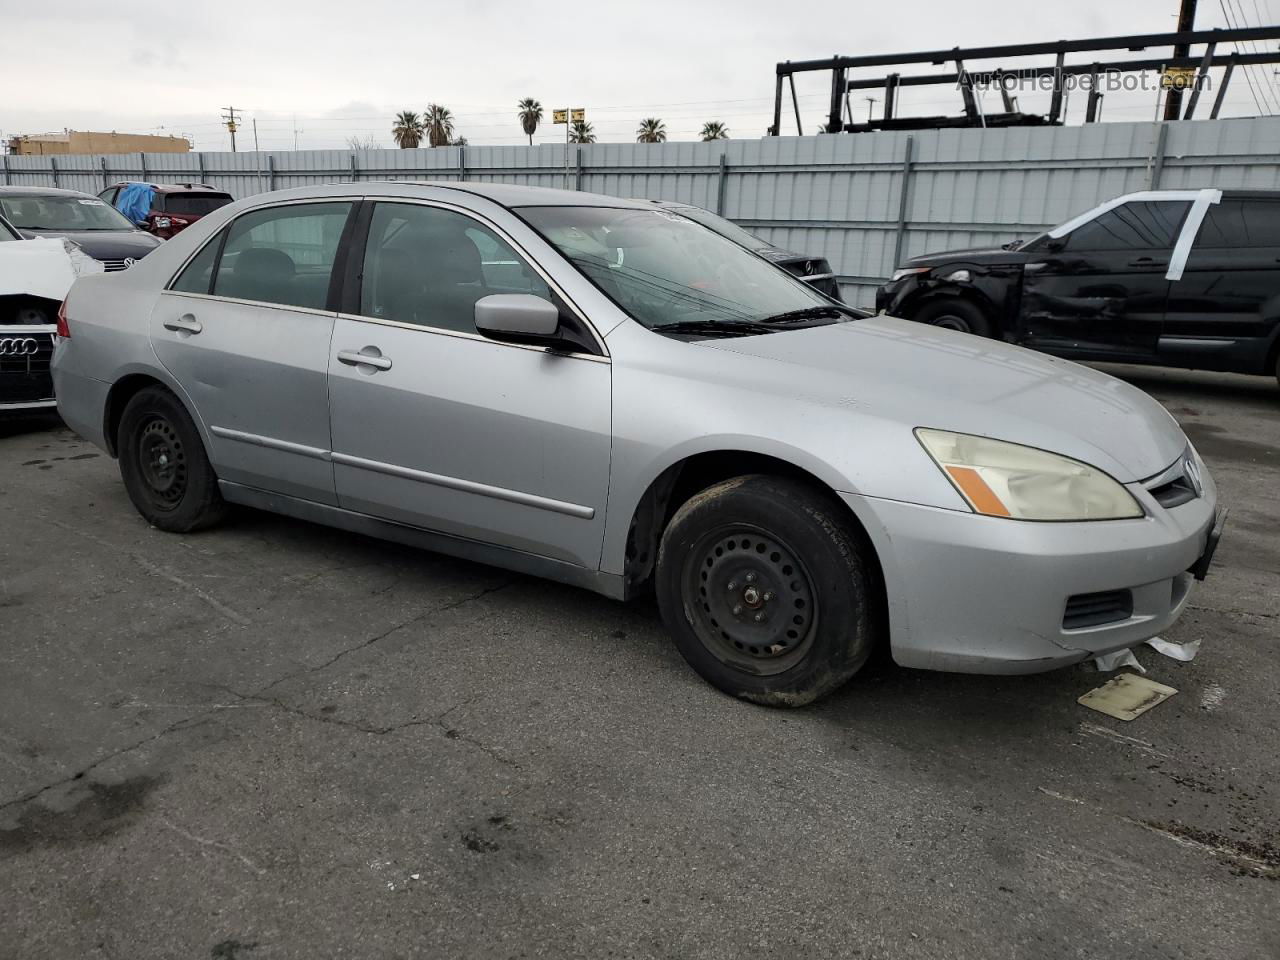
1146 636 1201 662
0 237 104 303
1078 673 1178 721
1094 648 1147 674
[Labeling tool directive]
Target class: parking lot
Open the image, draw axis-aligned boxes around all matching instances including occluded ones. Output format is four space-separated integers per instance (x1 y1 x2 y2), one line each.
0 363 1276 959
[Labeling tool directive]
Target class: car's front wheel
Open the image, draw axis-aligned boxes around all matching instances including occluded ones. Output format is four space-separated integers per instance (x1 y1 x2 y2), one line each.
916 298 991 337
655 475 880 707
117 386 226 532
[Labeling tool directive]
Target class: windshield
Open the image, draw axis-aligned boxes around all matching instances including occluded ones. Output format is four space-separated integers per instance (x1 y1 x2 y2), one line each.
520 206 837 330
0 194 137 232
667 204 775 254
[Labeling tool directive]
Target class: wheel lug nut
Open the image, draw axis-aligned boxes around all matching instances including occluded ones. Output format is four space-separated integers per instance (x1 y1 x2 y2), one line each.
763 591 774 601
733 605 743 615
754 613 765 623
745 573 756 583
727 581 737 591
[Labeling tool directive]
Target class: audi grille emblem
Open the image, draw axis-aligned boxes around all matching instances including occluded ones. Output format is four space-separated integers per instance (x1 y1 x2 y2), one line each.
0 337 39 357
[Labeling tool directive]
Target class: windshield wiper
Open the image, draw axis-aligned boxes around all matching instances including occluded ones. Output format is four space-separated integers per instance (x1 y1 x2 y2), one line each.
755 305 860 324
654 319 778 338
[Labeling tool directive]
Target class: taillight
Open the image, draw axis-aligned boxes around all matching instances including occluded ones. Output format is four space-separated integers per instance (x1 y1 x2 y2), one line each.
56 300 71 338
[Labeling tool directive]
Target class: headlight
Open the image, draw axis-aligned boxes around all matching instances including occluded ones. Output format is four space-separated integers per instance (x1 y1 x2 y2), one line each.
891 266 930 283
915 428 1143 521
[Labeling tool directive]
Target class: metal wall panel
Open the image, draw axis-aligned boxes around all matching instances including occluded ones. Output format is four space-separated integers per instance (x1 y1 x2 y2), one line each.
5 118 1279 306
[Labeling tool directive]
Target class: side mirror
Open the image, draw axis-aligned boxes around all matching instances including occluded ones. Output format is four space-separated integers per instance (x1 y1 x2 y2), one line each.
474 294 561 346
1045 236 1066 253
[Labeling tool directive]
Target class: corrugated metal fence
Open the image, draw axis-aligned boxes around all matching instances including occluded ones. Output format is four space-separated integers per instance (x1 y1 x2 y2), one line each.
5 117 1279 306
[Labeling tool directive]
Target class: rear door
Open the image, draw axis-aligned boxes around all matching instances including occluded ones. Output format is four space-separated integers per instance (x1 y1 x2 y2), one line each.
151 200 355 504
1017 199 1190 358
326 199 612 569
1162 196 1280 373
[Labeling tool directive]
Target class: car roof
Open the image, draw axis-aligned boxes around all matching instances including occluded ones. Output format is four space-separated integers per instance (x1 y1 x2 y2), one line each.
106 181 230 194
0 185 98 198
231 181 655 210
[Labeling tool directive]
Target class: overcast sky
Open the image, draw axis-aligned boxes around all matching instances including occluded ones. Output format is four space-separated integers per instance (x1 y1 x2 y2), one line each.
5 0 1279 150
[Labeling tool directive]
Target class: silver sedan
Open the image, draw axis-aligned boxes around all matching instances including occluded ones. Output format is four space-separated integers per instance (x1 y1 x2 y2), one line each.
51 183 1224 706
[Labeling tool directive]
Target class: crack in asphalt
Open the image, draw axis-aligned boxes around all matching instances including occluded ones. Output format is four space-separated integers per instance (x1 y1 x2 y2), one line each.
0 580 515 812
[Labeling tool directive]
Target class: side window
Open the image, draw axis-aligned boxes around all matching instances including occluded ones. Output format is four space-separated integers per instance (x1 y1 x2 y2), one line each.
360 202 552 333
1195 199 1280 247
170 235 222 294
212 202 351 310
98 187 118 206
1065 201 1191 251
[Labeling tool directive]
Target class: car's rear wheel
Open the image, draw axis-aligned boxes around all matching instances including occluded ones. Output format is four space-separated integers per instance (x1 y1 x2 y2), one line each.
117 386 226 532
916 298 991 337
655 475 880 707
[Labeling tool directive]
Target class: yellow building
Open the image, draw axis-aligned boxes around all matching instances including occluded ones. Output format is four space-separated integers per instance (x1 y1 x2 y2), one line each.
7 131 191 156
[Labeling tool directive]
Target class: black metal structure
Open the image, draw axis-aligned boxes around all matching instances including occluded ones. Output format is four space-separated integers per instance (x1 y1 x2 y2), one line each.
770 27 1280 135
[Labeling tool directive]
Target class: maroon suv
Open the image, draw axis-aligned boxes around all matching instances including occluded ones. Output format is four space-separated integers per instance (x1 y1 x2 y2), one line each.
98 182 233 239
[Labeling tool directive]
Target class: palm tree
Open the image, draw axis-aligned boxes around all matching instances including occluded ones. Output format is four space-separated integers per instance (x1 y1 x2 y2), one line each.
424 104 455 148
636 118 667 143
700 121 729 141
391 110 424 149
517 98 543 146
569 120 596 144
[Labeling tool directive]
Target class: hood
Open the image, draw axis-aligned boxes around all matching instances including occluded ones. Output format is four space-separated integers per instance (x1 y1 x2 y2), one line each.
905 245 1030 269
697 316 1186 483
18 228 161 262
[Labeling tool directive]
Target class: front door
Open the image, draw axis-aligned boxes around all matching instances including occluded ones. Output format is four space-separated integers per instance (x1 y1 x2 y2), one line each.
327 200 612 569
1017 199 1190 359
151 200 354 504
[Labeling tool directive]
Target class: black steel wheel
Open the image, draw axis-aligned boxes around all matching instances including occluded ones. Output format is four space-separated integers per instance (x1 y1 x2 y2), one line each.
117 385 226 532
682 525 818 676
916 299 991 337
656 475 881 707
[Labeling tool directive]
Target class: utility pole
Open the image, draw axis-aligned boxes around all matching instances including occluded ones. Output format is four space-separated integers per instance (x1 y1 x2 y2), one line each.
1163 0 1198 120
221 106 240 152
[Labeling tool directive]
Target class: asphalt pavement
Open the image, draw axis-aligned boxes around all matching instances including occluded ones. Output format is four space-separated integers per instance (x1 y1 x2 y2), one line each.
1 363 1277 959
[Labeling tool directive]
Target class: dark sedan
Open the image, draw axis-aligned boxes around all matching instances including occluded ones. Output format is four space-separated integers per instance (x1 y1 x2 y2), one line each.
642 200 842 300
878 189 1280 386
0 186 162 271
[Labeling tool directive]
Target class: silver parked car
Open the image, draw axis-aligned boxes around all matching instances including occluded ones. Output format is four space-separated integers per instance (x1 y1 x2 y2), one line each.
52 183 1225 706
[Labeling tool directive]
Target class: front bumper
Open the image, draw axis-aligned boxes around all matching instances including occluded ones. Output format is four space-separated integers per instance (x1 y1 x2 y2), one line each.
840 482 1218 674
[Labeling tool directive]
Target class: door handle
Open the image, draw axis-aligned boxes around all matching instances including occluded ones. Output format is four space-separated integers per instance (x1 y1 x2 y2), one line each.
1128 257 1167 267
1023 262 1048 272
337 348 392 371
163 314 203 334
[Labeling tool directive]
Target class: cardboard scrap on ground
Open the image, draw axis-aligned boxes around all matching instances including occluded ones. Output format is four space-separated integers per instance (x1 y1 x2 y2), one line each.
1078 673 1178 722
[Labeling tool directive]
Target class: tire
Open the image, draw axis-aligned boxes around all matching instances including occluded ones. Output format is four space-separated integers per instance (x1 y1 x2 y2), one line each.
655 475 881 708
117 386 226 532
915 299 992 337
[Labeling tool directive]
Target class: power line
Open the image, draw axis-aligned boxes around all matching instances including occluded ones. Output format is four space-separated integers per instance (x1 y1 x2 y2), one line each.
1219 0 1270 112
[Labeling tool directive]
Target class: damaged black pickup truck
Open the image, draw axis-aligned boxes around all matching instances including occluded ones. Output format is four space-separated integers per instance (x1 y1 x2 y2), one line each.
877 189 1280 386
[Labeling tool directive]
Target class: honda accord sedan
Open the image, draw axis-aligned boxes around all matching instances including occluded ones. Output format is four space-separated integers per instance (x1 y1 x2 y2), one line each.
52 182 1225 706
